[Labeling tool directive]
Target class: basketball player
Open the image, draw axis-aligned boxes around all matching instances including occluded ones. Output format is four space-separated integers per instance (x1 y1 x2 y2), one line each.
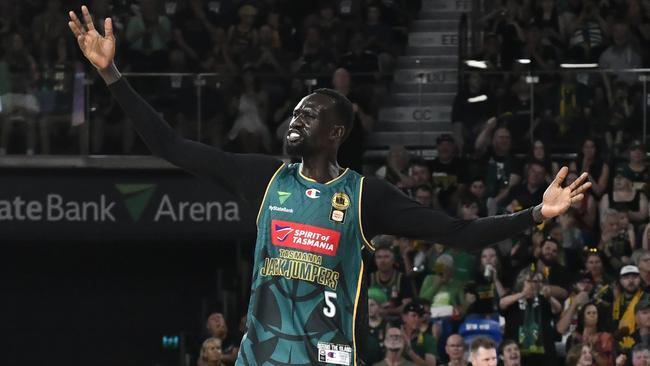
68 6 590 365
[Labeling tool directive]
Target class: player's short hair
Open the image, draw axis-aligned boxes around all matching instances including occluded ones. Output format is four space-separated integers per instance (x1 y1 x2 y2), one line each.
313 88 354 140
469 336 497 357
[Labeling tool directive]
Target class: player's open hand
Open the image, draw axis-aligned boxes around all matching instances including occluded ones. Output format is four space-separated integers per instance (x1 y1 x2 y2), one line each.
68 5 115 70
540 166 591 219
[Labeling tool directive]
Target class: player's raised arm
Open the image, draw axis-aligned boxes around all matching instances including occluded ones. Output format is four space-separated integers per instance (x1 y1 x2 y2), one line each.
67 6 281 206
362 167 592 251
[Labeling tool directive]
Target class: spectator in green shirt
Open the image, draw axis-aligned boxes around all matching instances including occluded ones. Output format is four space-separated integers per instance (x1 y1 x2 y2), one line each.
420 254 467 318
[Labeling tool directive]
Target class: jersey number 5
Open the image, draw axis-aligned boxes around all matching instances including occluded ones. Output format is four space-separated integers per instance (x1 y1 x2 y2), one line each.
323 291 337 318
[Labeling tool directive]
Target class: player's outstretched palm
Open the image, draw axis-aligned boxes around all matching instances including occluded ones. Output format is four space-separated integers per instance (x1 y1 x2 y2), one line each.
541 166 591 219
68 5 115 70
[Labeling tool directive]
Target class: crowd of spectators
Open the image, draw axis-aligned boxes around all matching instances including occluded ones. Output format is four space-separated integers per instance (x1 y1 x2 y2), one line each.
366 124 650 365
0 0 417 156
458 0 650 156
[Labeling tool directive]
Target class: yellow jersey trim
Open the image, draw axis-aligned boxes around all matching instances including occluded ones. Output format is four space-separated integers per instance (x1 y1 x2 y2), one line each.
298 163 350 185
256 164 286 226
358 177 375 251
351 260 364 366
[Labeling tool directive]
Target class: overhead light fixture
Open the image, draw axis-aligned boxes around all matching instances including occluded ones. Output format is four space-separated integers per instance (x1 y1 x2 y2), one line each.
467 95 488 103
517 59 531 64
560 63 599 69
464 60 488 69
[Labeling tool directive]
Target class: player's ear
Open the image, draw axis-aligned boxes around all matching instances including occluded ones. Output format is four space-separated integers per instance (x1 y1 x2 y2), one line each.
330 124 345 141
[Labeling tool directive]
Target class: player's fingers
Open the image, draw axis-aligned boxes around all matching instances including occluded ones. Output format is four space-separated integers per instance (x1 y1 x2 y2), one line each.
568 172 589 191
570 181 592 197
69 11 85 34
104 17 113 39
551 166 568 187
570 193 584 204
68 21 81 37
81 5 96 32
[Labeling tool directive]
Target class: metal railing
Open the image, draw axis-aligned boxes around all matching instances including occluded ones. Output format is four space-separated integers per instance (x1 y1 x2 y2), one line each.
458 67 650 147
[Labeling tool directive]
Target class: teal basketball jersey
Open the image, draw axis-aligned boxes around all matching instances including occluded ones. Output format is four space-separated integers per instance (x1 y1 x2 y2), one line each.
236 163 374 366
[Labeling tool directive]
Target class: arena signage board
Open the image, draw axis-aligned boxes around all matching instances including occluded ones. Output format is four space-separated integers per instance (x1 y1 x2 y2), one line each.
0 169 255 242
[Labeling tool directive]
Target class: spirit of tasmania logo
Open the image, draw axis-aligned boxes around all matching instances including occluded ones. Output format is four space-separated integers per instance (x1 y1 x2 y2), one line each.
271 219 341 256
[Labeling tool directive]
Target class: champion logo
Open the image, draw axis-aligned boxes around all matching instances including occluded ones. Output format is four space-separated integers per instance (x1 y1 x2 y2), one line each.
305 188 321 199
274 225 295 242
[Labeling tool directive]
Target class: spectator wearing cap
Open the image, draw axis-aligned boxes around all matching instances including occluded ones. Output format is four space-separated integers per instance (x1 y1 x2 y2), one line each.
632 250 650 290
368 286 389 364
498 339 520 366
430 134 468 213
368 287 388 342
468 336 498 366
401 302 437 366
621 141 649 195
533 236 571 301
613 265 644 334
419 254 467 318
500 268 562 365
374 324 417 366
600 166 648 226
438 334 467 366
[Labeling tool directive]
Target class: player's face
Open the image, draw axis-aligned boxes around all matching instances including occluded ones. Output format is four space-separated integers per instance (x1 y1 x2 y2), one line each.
472 347 498 366
286 94 337 158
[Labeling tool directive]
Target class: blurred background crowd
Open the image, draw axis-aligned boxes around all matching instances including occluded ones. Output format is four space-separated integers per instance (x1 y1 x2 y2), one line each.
7 0 650 365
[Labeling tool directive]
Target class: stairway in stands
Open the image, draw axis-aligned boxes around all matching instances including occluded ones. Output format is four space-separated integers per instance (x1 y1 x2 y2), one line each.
366 0 470 156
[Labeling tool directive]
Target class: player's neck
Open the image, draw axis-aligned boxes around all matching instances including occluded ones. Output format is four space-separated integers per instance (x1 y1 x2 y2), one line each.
300 156 342 183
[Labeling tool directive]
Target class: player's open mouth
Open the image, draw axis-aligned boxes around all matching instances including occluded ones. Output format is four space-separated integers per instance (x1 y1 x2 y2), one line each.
287 129 303 143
